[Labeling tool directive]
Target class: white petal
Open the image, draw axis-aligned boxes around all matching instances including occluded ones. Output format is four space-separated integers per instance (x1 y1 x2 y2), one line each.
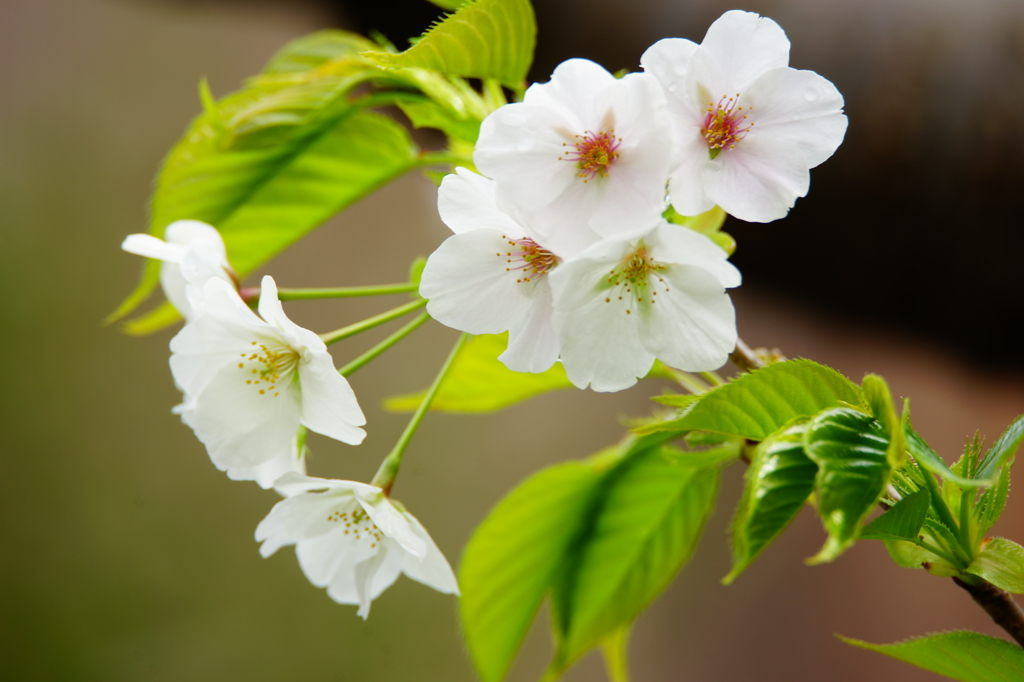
121 234 186 263
399 514 459 595
256 276 318 351
700 10 790 91
272 473 379 500
702 133 810 223
357 493 427 559
648 222 741 288
350 548 402 619
298 352 366 445
666 131 717 216
295 527 371 588
638 265 737 371
420 230 536 334
255 490 351 557
523 58 617 129
188 361 303 469
743 67 847 169
164 220 228 261
228 437 305 489
437 169 526 237
499 280 560 374
640 38 699 95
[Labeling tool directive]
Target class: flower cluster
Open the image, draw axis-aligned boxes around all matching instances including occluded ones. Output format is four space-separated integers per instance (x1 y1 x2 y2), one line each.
421 11 845 390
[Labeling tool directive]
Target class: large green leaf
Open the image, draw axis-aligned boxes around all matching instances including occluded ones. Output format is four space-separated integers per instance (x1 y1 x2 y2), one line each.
862 374 906 468
385 333 672 414
459 459 603 682
838 631 1024 682
860 488 930 542
976 416 1024 482
804 407 892 564
638 359 862 440
363 0 537 88
724 420 817 584
549 444 720 671
966 538 1024 595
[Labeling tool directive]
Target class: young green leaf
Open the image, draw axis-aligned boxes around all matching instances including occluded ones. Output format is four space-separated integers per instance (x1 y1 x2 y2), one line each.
838 630 1024 682
663 205 735 255
804 407 892 564
966 538 1024 595
862 374 906 468
907 427 986 488
396 96 481 143
976 416 1024 482
860 488 930 541
459 460 604 682
548 443 720 673
363 0 537 88
724 420 818 584
977 464 1011 538
638 359 863 440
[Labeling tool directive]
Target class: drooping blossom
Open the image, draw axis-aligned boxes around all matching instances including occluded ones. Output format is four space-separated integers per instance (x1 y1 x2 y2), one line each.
170 275 365 488
419 168 566 374
255 473 459 618
121 220 235 320
641 10 848 223
474 58 673 244
550 222 741 392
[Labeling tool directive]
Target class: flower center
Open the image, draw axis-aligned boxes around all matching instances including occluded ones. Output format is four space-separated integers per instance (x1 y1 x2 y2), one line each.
237 340 299 397
327 505 384 548
498 235 559 284
602 245 669 315
558 130 622 181
702 94 754 159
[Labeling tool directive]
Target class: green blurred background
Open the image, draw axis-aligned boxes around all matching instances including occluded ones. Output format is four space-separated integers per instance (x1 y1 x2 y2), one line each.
2 0 1023 680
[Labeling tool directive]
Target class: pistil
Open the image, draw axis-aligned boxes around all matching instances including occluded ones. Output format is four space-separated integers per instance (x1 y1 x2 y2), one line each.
498 236 559 284
702 93 753 158
559 130 622 181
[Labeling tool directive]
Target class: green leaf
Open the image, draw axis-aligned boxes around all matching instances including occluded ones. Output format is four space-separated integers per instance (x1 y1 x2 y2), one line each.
907 427 987 488
396 96 481 142
724 420 817 584
663 205 735 255
385 334 673 414
638 359 863 440
977 464 1011 538
967 538 1024 594
115 30 425 331
838 631 1024 682
861 488 930 541
976 416 1024 482
549 442 720 673
862 374 906 468
427 0 469 10
459 460 603 682
804 407 892 564
662 439 743 470
363 0 537 88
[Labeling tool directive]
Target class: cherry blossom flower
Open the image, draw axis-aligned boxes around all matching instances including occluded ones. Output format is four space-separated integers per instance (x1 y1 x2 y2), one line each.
255 473 459 618
641 10 848 223
170 275 365 488
550 222 740 392
121 220 235 320
419 168 565 374
474 58 673 243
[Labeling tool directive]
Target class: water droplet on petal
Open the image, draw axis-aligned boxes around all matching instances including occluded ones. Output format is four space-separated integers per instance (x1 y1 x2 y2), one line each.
805 89 819 102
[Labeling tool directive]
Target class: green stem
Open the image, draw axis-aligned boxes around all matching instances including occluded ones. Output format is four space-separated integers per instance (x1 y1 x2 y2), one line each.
601 627 632 682
319 299 427 346
339 312 431 377
414 150 473 169
960 488 976 554
277 282 418 300
667 368 710 395
921 468 964 544
910 537 965 568
371 332 468 495
699 370 725 386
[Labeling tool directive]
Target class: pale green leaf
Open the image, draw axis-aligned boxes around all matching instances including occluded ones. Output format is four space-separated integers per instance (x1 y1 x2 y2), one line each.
907 427 987 488
663 205 734 255
977 464 1011 538
862 374 906 468
459 460 603 682
838 630 1024 682
549 442 720 672
861 488 930 541
427 0 469 10
638 359 863 440
363 0 537 88
977 416 1024 482
725 420 817 584
804 407 892 564
397 96 481 142
967 538 1024 594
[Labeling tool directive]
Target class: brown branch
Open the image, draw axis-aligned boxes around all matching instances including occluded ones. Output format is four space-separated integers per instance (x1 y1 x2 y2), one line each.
730 338 766 373
953 577 1024 647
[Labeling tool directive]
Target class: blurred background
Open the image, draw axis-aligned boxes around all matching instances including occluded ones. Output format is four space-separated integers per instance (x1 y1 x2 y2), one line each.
2 0 1023 680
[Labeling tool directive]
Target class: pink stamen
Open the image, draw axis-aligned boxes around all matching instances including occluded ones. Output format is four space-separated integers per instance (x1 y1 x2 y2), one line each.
558 130 622 181
497 236 559 283
702 94 754 155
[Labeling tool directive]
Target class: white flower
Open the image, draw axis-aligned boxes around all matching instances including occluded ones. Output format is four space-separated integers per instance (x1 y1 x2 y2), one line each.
170 275 365 488
474 58 673 244
550 222 740 392
121 220 235 320
641 10 848 223
419 168 562 374
255 473 459 618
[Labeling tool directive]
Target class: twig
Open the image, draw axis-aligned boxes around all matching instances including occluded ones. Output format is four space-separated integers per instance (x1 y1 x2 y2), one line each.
953 576 1024 647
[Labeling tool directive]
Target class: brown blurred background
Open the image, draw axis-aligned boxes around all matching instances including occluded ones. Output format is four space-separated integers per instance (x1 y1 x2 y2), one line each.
2 0 1023 680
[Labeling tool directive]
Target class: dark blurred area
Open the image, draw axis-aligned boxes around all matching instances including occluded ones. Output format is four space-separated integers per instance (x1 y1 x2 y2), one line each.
2 1 1023 681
